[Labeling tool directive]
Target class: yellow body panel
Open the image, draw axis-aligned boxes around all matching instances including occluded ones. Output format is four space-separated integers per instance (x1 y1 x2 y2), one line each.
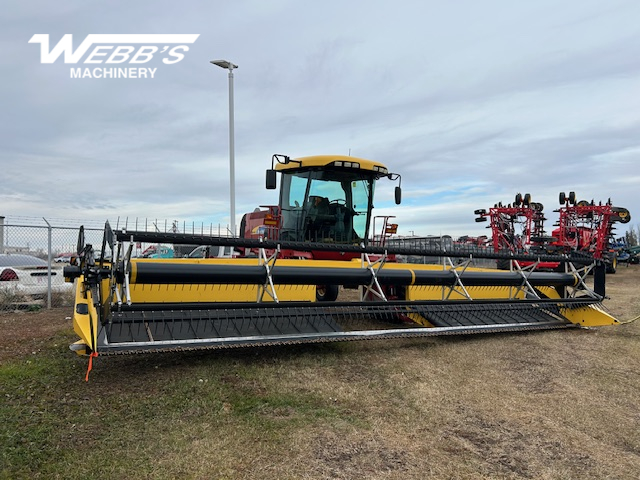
126 283 315 303
126 257 332 303
130 256 353 271
560 305 618 326
405 283 562 301
71 277 99 356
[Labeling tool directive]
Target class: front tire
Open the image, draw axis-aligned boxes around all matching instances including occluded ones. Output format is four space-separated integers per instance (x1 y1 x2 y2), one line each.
496 259 511 270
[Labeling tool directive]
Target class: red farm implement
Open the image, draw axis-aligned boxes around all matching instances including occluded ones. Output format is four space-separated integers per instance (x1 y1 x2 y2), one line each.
474 193 554 270
475 192 631 273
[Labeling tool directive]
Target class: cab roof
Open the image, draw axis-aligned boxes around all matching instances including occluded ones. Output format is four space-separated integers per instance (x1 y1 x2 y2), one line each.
274 154 389 176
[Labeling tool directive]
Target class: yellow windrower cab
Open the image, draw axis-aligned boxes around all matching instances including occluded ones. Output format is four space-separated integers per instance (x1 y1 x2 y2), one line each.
64 154 617 373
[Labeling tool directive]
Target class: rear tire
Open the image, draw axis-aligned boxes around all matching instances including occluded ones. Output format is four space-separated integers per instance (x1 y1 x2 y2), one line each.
316 284 339 302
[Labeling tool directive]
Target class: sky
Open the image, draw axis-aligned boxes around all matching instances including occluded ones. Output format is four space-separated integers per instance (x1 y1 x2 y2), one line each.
1 0 639 239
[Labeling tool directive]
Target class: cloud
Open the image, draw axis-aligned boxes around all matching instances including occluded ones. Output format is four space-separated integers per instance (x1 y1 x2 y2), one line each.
2 0 639 241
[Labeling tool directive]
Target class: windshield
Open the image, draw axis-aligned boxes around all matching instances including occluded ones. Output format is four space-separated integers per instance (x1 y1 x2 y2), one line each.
279 168 375 243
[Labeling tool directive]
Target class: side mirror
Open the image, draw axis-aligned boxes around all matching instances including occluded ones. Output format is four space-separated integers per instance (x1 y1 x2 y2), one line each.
266 169 277 190
394 186 402 205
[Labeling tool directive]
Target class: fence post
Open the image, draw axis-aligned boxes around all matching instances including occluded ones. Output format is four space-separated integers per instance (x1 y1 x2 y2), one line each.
0 216 4 254
43 218 52 309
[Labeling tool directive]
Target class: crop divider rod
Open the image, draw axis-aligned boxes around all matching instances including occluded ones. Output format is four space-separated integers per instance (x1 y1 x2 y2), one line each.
361 250 388 301
257 242 279 303
123 237 134 305
512 259 541 300
113 240 123 307
443 255 473 301
567 261 602 300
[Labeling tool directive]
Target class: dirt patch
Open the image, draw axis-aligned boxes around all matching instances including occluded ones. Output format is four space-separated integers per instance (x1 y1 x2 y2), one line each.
306 431 414 478
0 307 71 363
442 409 596 478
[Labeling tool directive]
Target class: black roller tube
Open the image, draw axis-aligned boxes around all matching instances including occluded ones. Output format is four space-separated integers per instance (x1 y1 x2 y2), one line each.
131 262 577 288
115 229 591 265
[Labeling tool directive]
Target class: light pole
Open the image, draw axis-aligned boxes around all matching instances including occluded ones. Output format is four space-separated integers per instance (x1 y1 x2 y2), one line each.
210 59 238 236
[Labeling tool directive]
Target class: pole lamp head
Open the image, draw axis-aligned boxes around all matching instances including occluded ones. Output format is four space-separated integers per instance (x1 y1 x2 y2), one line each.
210 60 238 70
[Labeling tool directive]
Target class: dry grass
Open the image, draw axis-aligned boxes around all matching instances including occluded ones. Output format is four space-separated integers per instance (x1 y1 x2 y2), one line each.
1 267 639 479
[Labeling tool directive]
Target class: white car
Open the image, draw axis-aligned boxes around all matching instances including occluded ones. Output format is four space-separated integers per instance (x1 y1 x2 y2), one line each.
0 254 73 299
54 254 74 263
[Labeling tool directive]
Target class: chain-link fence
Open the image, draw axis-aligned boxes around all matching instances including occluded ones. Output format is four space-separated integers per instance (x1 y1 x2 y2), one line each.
0 216 232 312
0 219 99 311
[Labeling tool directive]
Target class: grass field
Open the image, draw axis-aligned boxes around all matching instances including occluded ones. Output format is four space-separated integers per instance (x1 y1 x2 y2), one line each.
1 266 639 479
